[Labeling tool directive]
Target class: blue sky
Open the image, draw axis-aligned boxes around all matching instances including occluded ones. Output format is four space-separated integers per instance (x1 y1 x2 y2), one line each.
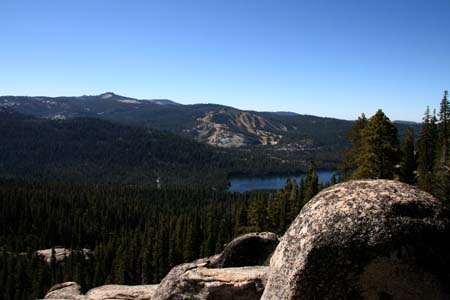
1 0 449 121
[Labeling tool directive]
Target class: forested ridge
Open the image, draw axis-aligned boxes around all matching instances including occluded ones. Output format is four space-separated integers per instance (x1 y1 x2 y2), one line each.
0 108 338 189
0 93 418 173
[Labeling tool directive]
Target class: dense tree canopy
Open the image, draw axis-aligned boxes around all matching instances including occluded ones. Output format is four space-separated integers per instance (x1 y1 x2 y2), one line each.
0 176 326 300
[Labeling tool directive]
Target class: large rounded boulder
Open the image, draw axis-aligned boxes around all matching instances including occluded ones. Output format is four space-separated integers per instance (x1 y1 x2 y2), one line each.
262 180 450 300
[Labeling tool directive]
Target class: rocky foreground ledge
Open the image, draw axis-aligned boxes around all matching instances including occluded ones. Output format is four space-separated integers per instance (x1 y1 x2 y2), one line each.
45 180 450 300
44 232 278 300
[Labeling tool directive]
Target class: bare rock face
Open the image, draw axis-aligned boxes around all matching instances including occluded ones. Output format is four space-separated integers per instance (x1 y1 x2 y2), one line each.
209 232 279 268
85 284 158 300
36 247 91 263
261 180 450 300
43 232 277 300
45 282 85 299
45 282 158 300
152 262 267 300
152 232 276 299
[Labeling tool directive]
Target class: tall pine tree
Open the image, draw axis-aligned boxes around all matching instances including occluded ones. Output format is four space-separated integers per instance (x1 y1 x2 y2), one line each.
340 114 368 179
399 127 417 184
353 110 400 179
434 91 450 201
305 163 319 201
417 107 438 192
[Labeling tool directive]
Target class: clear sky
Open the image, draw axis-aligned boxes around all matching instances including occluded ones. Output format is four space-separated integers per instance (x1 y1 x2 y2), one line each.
1 0 449 121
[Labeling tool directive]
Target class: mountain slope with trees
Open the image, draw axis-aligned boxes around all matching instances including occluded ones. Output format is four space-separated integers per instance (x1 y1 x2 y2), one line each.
0 108 233 188
0 109 334 187
0 93 420 175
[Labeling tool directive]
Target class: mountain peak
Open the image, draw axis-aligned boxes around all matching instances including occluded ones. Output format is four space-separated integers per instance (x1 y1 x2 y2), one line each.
99 92 117 99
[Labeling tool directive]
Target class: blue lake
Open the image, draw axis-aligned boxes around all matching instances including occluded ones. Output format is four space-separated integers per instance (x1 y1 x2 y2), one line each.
228 170 337 192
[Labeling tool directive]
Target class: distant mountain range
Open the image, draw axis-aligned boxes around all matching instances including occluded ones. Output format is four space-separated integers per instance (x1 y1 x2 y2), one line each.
0 93 422 187
0 92 419 149
0 92 350 148
393 120 421 126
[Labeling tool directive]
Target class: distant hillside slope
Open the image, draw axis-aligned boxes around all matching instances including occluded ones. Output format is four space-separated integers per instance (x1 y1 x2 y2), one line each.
0 93 357 149
0 109 233 188
0 93 420 174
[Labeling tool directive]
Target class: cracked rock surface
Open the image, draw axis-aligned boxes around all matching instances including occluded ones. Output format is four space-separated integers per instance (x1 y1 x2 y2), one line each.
152 262 267 300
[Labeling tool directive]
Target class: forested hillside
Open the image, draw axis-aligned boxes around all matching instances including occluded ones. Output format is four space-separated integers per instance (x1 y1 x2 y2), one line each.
0 95 420 183
0 108 349 187
0 109 233 188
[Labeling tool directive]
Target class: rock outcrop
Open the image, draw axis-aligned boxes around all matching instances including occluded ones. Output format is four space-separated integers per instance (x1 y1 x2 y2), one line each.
45 283 158 300
44 232 276 300
209 232 279 268
85 284 158 300
45 282 85 299
152 232 277 300
261 180 450 300
152 262 267 300
36 247 91 263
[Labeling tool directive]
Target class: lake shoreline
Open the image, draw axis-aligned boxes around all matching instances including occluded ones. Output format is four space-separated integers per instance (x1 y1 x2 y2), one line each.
227 170 337 192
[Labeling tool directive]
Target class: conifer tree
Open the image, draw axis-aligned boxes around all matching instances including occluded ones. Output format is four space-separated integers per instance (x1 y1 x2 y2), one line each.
417 107 438 192
50 247 57 283
140 239 152 284
399 127 417 184
182 218 200 262
330 174 337 185
305 164 319 201
298 177 306 205
353 110 400 179
267 191 282 233
340 114 368 179
286 179 299 222
248 197 267 231
434 90 450 201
